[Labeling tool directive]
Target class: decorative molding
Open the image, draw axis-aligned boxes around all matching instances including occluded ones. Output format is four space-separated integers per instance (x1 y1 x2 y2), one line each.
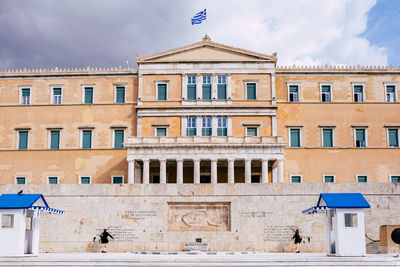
277 64 400 74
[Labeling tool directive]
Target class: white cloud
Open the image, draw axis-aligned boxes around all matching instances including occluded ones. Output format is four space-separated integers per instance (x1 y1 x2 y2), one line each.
205 0 387 66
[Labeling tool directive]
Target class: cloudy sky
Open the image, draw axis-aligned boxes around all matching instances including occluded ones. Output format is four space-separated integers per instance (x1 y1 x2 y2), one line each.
0 0 399 69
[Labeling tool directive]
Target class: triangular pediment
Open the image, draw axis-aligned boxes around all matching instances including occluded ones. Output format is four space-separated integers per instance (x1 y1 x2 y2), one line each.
137 36 276 63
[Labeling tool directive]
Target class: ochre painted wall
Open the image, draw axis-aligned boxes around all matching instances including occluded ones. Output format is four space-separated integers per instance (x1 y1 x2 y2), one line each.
231 73 271 101
141 75 182 101
141 117 181 137
232 116 272 136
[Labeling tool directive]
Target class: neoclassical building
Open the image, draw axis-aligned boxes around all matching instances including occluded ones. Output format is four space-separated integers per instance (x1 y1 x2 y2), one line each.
0 36 399 185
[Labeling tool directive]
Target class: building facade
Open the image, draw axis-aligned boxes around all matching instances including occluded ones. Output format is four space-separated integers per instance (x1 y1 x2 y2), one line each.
0 36 399 185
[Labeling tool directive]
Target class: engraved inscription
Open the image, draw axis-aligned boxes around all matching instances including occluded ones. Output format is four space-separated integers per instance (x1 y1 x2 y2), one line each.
96 226 138 242
240 211 273 218
263 225 297 242
168 202 230 231
124 210 157 220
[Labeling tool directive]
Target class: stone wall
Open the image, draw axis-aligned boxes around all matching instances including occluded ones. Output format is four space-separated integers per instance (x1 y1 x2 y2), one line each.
1 183 398 253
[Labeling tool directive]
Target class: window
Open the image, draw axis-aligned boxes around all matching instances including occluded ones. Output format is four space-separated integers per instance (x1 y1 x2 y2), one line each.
156 127 167 137
202 76 211 100
1 214 14 229
112 176 124 184
80 176 91 184
246 127 258 136
202 117 212 136
81 130 92 149
157 84 167 101
186 117 197 136
344 213 358 227
83 86 93 104
52 87 62 104
16 177 26 184
151 175 160 184
20 88 31 105
217 116 227 136
322 129 333 147
18 131 28 150
113 130 124 149
217 75 226 100
386 85 396 102
251 175 260 183
357 175 368 183
200 175 211 183
388 129 399 147
290 175 302 183
246 83 256 100
187 76 196 100
391 175 400 183
353 85 364 102
116 86 125 103
48 177 58 184
288 85 299 102
321 85 332 102
355 129 366 147
50 130 60 149
289 128 301 147
324 175 335 183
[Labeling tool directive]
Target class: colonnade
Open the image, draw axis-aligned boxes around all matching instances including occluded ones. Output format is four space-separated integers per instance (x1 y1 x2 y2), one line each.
127 158 284 184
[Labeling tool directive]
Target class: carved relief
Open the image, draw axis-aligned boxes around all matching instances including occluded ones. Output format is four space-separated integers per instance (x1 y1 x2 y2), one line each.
168 202 230 231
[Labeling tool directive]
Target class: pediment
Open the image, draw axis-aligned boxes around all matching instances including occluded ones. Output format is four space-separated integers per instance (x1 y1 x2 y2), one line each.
137 36 276 64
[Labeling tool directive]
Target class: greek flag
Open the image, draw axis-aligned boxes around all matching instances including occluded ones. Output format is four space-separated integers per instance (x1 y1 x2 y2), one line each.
191 9 206 25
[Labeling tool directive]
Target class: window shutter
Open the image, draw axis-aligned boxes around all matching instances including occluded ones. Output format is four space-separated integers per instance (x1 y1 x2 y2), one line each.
53 88 62 95
114 130 124 148
187 85 196 100
157 84 166 101
18 131 28 149
116 87 125 103
22 89 30 96
246 83 256 100
354 86 363 93
50 131 60 149
217 84 226 100
156 128 167 137
356 129 365 141
323 129 333 147
84 87 93 104
290 129 300 147
82 130 92 149
389 129 399 147
202 84 211 100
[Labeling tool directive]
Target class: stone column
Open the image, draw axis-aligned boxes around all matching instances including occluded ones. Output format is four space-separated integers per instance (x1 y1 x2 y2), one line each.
228 159 235 183
245 159 252 183
212 74 217 100
181 116 187 136
261 159 269 183
211 159 218 184
272 161 278 183
272 115 277 136
128 160 135 184
160 159 167 184
212 116 218 136
137 116 142 137
182 74 187 99
197 74 202 100
227 74 232 99
176 159 183 184
143 159 150 184
227 116 233 136
193 159 200 184
138 74 142 104
277 159 284 183
196 116 201 136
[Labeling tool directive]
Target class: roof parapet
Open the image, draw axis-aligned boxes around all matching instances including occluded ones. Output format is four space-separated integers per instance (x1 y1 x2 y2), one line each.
277 64 400 73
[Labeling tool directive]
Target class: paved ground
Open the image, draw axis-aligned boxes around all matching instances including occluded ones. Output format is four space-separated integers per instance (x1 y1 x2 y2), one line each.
0 252 399 266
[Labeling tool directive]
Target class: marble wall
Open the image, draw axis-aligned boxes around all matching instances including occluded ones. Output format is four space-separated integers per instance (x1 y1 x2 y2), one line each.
1 183 398 253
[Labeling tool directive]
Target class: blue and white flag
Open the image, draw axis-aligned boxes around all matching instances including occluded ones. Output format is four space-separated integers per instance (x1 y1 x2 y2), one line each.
191 9 207 25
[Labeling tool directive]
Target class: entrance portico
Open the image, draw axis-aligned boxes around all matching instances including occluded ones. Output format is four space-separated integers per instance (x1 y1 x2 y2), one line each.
125 136 286 184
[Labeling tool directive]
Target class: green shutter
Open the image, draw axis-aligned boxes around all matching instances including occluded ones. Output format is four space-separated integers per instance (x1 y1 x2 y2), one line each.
156 128 167 137
16 177 26 184
22 89 30 97
247 83 256 100
355 129 365 141
187 85 196 100
321 86 330 92
323 129 333 147
53 88 62 95
354 86 363 93
217 128 227 136
116 87 125 103
202 84 211 100
357 176 367 183
291 176 301 183
186 128 196 136
18 131 28 150
388 129 399 147
80 177 90 184
157 84 166 101
113 176 123 184
247 127 257 136
391 176 400 183
217 84 226 100
290 129 300 147
50 131 60 149
386 86 395 93
82 130 92 149
84 87 93 104
48 177 58 184
324 176 334 183
114 130 124 148
202 128 212 136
